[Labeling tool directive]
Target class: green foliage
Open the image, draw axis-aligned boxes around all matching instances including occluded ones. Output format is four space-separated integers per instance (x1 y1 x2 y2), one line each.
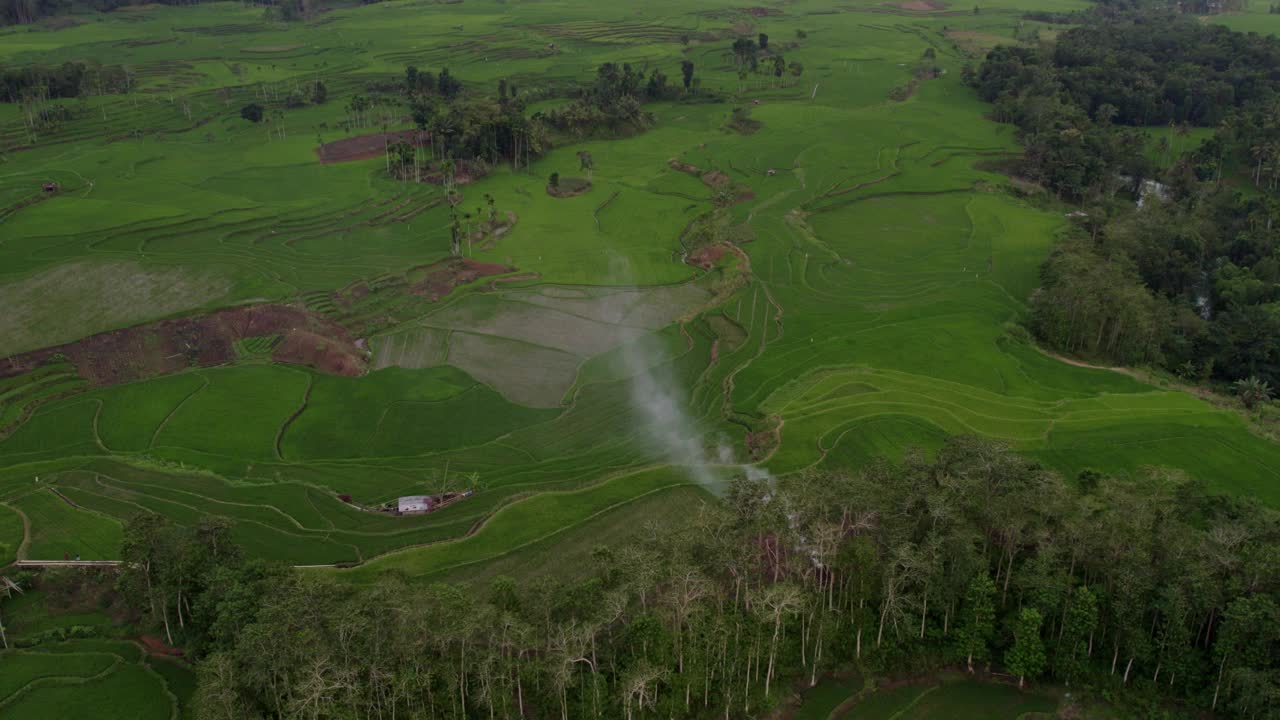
1004 608 1046 687
88 438 1278 720
238 103 264 123
955 572 996 671
1055 586 1097 685
1235 376 1274 409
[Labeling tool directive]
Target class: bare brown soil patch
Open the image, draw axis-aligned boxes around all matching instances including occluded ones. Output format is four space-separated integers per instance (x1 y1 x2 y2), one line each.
547 177 592 198
421 158 489 187
1 304 365 387
745 427 779 461
672 160 756 204
273 329 364 376
410 258 513 301
477 211 519 251
141 634 184 656
316 130 426 164
701 170 733 189
744 6 782 16
669 159 702 175
686 244 729 270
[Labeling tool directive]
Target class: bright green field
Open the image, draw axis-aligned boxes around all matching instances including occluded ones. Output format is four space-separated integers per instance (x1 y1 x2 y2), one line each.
2 0 1278 576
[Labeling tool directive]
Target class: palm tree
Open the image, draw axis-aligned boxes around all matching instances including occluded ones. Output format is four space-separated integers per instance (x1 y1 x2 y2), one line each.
1174 122 1191 156
1251 143 1269 187
1155 136 1170 165
1234 376 1274 410
440 159 455 191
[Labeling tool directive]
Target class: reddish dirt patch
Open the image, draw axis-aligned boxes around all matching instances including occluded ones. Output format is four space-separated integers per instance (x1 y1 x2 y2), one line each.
745 427 779 460
141 635 184 657
273 329 364 376
546 177 592 198
422 158 489 187
410 258 513 301
744 6 781 16
316 130 427 164
701 170 733 189
686 244 729 270
1 304 366 386
668 158 704 175
896 0 947 9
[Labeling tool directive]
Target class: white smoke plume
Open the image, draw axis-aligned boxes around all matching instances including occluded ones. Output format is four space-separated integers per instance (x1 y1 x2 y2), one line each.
609 254 774 490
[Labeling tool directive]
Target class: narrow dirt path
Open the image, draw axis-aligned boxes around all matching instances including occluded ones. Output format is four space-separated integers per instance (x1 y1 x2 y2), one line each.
4 501 31 561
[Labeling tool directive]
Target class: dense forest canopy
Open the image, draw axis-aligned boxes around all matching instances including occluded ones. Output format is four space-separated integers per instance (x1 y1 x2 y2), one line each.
974 13 1280 127
94 438 1280 720
0 61 129 103
973 10 1280 389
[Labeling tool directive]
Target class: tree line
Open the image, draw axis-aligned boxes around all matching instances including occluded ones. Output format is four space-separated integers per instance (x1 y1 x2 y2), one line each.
0 0 379 26
542 62 684 138
970 10 1280 392
104 437 1280 719
0 61 129 103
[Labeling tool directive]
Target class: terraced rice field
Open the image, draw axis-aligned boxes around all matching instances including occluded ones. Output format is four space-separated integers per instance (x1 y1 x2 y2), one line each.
1 0 1278 582
0 640 191 719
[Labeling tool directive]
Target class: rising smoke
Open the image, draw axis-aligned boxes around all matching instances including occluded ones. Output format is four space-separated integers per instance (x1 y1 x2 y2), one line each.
610 255 774 490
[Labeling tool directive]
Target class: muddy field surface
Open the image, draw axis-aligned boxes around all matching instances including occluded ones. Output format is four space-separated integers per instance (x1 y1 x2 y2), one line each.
2 304 365 385
317 130 427 163
411 258 513 301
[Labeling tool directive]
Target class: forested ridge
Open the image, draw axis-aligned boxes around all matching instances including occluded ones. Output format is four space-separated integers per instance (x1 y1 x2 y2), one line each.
972 10 1280 395
87 438 1278 719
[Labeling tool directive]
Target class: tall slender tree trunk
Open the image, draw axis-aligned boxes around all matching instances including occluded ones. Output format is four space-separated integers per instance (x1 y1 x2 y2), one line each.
1212 654 1227 710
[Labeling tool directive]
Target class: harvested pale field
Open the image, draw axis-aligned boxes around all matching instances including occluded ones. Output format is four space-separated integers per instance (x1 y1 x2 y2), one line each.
371 327 451 370
445 331 581 408
499 284 710 328
0 260 232 356
422 295 649 358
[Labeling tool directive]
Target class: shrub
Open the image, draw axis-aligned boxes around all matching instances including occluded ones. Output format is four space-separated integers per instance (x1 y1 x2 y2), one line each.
240 103 265 123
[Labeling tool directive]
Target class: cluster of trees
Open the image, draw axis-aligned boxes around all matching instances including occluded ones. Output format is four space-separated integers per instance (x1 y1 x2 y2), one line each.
3 0 398 25
108 438 1280 720
382 66 547 181
727 34 804 92
889 48 942 102
259 0 319 22
0 61 129 103
1031 188 1280 388
975 12 1280 128
399 81 547 177
972 10 1280 390
542 62 670 137
0 0 67 25
404 65 463 100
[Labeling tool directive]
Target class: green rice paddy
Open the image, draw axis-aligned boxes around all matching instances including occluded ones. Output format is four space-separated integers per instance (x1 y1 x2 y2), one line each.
2 0 1278 593
0 588 196 718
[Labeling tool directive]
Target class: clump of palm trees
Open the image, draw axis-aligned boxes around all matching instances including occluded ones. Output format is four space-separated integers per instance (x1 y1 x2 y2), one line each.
1234 375 1274 410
